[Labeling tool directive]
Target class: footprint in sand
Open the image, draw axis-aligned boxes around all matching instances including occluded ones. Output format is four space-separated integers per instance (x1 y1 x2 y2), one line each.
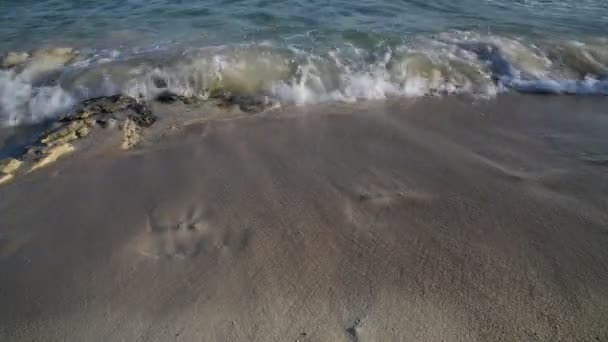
346 319 363 342
343 183 434 227
135 206 250 260
137 212 209 259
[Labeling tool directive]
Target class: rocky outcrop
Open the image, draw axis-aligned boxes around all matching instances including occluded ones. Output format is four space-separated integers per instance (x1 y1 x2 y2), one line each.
31 47 77 66
154 89 280 113
0 158 22 185
0 95 156 185
1 47 78 71
64 95 156 127
0 158 22 174
1 52 30 69
121 119 141 150
28 143 75 172
0 173 14 185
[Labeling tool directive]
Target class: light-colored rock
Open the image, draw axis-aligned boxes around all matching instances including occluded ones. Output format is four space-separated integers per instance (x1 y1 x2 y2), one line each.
41 121 92 146
41 128 78 146
76 125 90 138
31 47 78 65
121 119 140 149
22 47 79 77
29 143 75 172
0 172 14 185
1 52 30 68
1 95 156 185
0 158 22 174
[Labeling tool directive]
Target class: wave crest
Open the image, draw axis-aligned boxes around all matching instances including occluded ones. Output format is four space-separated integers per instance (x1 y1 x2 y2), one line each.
1 32 607 126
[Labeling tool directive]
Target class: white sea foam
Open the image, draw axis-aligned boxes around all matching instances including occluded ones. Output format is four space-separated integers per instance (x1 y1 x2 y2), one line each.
1 32 607 126
0 70 74 126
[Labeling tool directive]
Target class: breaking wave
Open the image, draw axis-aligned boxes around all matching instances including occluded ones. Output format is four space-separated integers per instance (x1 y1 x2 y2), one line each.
1 31 607 126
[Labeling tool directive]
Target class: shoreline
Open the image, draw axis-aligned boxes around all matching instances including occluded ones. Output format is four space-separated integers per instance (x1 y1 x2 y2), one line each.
1 94 608 341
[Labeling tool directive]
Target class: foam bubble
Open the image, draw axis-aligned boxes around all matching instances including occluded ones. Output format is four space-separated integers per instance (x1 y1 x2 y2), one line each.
0 70 74 126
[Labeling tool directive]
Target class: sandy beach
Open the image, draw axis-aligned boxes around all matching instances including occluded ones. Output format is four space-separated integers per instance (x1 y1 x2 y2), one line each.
1 95 608 341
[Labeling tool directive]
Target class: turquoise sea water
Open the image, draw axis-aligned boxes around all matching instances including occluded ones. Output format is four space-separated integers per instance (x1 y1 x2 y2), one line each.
0 0 607 125
2 0 607 50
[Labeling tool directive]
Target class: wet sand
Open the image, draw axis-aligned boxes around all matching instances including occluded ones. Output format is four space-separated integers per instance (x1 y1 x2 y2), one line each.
1 95 608 341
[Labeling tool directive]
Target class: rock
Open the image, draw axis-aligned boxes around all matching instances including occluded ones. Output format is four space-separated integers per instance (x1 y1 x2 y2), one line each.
65 95 156 127
31 47 78 66
0 172 14 185
155 91 180 104
40 129 77 146
46 95 154 152
19 47 79 77
219 94 280 113
97 118 117 129
3 95 156 183
121 119 141 149
152 77 168 89
40 120 94 146
29 143 75 172
76 125 90 138
127 102 156 127
155 91 200 105
1 52 30 68
65 95 132 120
0 158 22 174
41 125 75 145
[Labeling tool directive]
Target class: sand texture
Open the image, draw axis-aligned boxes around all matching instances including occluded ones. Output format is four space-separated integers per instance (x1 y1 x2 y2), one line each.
1 95 607 341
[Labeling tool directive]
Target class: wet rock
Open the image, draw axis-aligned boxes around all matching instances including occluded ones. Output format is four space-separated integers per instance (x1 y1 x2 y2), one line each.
64 95 156 128
40 120 93 146
127 102 156 127
97 118 118 129
1 47 77 73
0 172 14 185
1 52 30 69
121 119 141 150
218 94 280 113
54 95 154 150
31 47 78 66
155 91 180 104
0 95 157 185
155 91 200 105
29 143 75 172
153 77 168 89
76 125 91 138
154 88 279 114
0 158 22 174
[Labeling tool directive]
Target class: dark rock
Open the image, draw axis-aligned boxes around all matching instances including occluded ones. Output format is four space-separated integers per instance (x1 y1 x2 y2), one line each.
62 95 156 128
155 90 180 104
153 77 168 89
0 95 158 183
219 94 278 113
155 91 200 105
127 102 156 127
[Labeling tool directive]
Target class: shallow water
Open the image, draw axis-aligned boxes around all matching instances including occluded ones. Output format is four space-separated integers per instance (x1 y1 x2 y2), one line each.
1 0 607 126
2 0 607 50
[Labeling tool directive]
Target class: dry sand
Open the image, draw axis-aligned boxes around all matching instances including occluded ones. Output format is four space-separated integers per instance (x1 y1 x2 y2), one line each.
1 95 607 341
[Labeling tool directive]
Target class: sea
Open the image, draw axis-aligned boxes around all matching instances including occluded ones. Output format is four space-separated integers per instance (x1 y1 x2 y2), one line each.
0 0 607 126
